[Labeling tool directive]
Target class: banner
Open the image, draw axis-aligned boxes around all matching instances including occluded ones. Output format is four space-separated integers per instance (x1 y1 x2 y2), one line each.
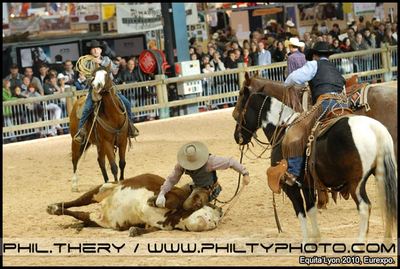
353 3 376 15
185 3 199 25
9 16 41 33
102 4 115 20
116 3 162 34
69 3 100 24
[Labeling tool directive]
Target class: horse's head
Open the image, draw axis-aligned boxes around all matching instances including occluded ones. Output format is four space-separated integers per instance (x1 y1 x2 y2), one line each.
233 85 270 145
91 63 113 95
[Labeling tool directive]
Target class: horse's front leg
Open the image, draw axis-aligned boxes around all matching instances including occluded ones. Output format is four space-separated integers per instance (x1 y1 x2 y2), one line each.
104 142 118 182
303 186 320 242
282 184 309 244
97 146 109 183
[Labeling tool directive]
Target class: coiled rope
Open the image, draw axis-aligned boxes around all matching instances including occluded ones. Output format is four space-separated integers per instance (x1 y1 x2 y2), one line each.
75 55 97 78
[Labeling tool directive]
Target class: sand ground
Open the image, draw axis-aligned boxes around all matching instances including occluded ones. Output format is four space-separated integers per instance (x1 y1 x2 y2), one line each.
2 108 397 266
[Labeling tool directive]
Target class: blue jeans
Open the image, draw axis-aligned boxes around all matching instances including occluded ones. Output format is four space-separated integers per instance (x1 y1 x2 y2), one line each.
287 98 348 177
78 89 134 130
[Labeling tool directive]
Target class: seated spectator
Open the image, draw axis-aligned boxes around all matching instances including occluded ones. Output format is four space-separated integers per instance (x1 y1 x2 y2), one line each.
234 49 243 64
38 63 50 88
202 63 214 74
117 58 142 84
195 45 206 60
328 23 341 40
61 60 77 86
42 75 63 136
13 85 27 99
257 40 272 66
24 67 44 95
210 51 225 71
249 41 259 66
286 37 306 75
375 22 386 48
190 53 198 61
2 78 17 140
200 55 211 71
351 33 370 51
330 38 342 53
363 29 376 48
383 28 397 45
242 48 253 67
272 41 286 63
340 38 354 52
224 50 238 69
44 74 64 95
5 64 23 92
20 76 31 93
74 72 89 91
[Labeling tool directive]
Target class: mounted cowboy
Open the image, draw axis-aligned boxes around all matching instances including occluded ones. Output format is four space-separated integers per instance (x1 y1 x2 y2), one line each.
277 41 348 189
74 40 139 144
150 141 250 210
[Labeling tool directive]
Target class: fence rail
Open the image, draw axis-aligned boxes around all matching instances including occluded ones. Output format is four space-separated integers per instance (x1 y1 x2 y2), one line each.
3 44 397 141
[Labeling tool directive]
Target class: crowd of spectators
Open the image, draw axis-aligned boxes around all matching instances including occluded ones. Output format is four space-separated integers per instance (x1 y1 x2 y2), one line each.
3 13 398 141
189 16 397 75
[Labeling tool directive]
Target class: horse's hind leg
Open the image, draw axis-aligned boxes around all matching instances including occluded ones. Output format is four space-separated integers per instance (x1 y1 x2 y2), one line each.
353 175 372 245
303 187 320 242
118 141 127 181
71 141 82 192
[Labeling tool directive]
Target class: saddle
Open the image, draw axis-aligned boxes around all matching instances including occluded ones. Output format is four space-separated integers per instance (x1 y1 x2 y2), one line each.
345 75 369 111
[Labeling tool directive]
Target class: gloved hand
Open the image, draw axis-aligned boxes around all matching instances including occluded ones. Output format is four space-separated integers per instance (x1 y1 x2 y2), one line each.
242 174 250 185
155 194 166 207
101 40 116 60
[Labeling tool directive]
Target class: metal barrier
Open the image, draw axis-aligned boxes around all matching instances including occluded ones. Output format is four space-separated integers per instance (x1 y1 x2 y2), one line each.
3 45 397 142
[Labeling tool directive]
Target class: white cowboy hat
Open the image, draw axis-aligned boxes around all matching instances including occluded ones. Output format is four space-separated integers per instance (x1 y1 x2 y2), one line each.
286 20 295 27
285 37 305 48
177 141 209 170
57 73 69 81
267 19 277 26
212 32 219 40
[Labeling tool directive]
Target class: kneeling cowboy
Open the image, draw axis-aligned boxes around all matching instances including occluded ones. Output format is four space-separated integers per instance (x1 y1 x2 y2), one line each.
279 41 348 188
154 141 250 210
74 40 139 144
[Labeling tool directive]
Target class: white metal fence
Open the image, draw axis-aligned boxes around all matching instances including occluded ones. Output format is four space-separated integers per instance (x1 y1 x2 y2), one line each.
3 44 397 142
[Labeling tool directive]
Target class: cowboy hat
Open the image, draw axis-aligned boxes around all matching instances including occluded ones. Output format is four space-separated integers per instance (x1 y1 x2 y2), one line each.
285 37 305 48
310 41 335 56
177 141 209 170
87 40 104 50
212 32 219 40
286 20 295 27
267 19 277 26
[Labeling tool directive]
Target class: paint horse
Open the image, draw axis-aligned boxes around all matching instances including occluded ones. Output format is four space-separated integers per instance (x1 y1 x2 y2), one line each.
233 85 397 245
242 75 397 158
69 64 130 191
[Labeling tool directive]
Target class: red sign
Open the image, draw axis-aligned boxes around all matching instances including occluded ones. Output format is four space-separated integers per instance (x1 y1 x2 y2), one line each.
138 50 157 74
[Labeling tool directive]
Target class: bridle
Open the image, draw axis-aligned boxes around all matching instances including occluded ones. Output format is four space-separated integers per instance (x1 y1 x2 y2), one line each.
236 91 270 147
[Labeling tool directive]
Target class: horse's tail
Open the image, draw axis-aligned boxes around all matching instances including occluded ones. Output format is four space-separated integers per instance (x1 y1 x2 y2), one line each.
375 127 397 233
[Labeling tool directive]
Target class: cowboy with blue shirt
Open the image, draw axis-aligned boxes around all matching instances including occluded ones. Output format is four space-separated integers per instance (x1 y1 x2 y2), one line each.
74 40 139 144
281 41 347 186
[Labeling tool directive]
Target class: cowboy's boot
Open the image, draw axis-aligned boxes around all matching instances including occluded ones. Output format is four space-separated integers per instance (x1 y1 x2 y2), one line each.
73 128 87 144
128 122 139 138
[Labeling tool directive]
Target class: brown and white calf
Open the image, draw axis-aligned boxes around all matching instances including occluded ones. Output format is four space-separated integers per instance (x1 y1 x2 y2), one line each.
47 173 222 236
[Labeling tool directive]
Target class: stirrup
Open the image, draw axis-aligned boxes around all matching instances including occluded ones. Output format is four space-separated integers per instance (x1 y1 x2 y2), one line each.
129 123 139 138
73 129 86 144
282 172 299 187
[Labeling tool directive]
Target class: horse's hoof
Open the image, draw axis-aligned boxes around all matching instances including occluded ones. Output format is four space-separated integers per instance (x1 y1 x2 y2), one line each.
47 204 62 215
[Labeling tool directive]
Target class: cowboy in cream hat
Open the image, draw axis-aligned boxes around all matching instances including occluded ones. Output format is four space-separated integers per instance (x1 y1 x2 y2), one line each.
152 141 250 210
286 37 307 75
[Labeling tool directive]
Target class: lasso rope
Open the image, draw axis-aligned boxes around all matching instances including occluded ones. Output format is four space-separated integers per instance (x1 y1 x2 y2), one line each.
75 55 97 78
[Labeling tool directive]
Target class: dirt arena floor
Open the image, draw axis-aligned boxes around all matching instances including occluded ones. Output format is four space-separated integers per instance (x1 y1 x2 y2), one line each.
3 108 398 266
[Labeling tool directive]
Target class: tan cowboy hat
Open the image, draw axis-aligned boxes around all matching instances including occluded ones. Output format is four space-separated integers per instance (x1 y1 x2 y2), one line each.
285 37 305 48
177 141 209 170
286 20 295 27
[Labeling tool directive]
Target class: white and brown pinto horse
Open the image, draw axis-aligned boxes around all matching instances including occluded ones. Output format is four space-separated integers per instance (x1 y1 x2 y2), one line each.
233 86 397 245
47 173 222 236
242 75 398 158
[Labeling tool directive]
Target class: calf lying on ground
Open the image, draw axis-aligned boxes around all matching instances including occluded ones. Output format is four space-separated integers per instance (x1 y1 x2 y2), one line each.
47 173 223 236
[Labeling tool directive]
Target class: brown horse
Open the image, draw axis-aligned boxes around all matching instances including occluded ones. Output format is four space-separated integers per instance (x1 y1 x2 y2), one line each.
240 74 398 158
69 64 129 191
